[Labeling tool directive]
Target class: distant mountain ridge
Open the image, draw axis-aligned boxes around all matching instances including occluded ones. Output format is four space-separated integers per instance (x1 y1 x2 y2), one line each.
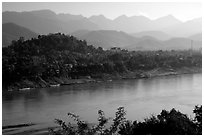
2 10 202 36
2 10 99 34
2 10 202 50
2 23 38 46
163 17 202 37
72 30 202 50
72 30 139 49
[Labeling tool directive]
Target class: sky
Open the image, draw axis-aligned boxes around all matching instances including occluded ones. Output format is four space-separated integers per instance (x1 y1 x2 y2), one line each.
2 2 202 22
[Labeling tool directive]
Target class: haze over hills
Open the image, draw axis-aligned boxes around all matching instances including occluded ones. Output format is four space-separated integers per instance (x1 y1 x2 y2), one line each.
2 23 38 46
126 38 163 51
72 30 201 50
2 10 201 35
112 15 153 33
2 9 202 50
2 10 99 34
131 31 172 41
89 14 183 33
127 37 202 51
153 15 182 28
163 38 202 50
89 15 114 30
112 14 183 33
72 30 139 49
163 18 202 37
189 33 202 41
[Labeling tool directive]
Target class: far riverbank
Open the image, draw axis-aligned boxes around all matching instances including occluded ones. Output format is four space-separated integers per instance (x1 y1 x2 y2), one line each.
4 66 201 92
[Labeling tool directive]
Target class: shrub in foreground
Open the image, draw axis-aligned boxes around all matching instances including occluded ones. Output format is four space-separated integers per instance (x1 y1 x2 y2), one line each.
49 105 202 135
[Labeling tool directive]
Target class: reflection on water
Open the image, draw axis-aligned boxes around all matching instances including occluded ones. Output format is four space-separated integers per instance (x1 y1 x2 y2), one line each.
2 74 202 128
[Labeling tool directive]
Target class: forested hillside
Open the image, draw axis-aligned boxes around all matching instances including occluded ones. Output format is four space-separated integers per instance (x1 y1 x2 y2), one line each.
2 33 202 90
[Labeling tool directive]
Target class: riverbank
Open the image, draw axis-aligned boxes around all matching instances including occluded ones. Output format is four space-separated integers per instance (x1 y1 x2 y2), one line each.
2 123 54 135
4 66 201 92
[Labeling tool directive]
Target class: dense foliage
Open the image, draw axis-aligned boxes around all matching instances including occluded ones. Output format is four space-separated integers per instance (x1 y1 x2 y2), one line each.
49 105 202 135
2 33 202 89
119 107 201 135
49 107 127 135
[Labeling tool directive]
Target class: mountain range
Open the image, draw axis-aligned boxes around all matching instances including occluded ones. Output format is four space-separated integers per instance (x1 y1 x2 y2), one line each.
2 10 98 34
3 10 201 35
72 30 139 49
2 23 38 46
72 30 201 50
2 9 202 50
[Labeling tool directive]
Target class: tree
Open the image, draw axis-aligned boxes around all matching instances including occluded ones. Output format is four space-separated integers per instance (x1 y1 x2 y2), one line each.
193 105 202 134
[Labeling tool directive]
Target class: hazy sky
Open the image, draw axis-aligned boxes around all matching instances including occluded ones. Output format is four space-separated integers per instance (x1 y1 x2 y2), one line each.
2 2 202 21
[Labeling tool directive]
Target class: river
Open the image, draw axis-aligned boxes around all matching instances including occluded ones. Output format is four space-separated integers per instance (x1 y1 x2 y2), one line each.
2 74 202 134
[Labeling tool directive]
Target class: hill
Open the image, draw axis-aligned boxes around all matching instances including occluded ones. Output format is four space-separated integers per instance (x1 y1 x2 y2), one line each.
72 30 201 51
163 38 202 50
188 33 202 41
131 31 171 41
2 23 38 46
72 30 139 49
164 18 202 37
89 15 114 30
126 37 201 51
126 38 202 50
2 10 98 34
153 15 182 29
126 38 163 50
2 33 201 91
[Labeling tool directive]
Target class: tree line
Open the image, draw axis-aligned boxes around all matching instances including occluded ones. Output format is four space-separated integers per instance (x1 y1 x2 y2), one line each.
2 33 202 89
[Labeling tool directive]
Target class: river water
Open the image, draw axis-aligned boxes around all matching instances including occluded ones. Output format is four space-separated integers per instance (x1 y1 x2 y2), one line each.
2 74 202 134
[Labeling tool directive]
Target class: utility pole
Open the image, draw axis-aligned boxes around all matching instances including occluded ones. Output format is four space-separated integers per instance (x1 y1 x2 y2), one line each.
190 40 193 56
191 40 193 51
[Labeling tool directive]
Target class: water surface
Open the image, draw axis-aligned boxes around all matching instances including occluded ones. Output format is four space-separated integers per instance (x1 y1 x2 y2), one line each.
2 74 202 133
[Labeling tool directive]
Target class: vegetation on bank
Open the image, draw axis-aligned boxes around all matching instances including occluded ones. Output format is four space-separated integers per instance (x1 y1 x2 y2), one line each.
2 33 202 91
49 105 202 135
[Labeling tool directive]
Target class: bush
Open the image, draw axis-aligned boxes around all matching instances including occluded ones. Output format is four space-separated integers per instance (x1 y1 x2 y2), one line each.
193 105 202 134
119 106 202 135
49 106 202 135
49 107 127 135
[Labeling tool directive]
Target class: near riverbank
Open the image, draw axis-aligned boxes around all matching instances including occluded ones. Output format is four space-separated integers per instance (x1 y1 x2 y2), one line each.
3 105 202 135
